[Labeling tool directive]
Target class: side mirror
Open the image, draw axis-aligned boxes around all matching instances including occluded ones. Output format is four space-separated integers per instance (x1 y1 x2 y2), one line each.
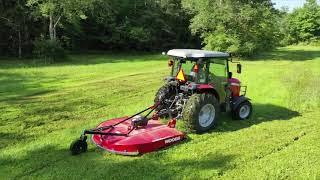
168 59 174 67
237 64 242 74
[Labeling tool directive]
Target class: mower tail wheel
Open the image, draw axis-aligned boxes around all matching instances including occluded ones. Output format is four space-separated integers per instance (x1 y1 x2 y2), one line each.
232 100 252 120
70 137 88 155
182 93 220 134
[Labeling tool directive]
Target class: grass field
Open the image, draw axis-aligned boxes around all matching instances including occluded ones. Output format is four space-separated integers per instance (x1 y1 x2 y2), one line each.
0 45 319 179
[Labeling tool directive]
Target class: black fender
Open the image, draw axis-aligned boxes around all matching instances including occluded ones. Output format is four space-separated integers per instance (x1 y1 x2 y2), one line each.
231 96 251 110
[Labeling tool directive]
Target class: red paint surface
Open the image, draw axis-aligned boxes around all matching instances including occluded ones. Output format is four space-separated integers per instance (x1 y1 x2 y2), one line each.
228 78 241 97
92 117 185 155
197 84 214 90
228 78 240 84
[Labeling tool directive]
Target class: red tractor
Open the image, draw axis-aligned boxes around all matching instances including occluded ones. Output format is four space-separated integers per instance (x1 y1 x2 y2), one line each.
155 49 252 133
70 49 252 156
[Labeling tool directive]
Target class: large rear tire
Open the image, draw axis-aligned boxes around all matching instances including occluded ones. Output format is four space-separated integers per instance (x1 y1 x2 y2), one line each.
182 93 220 133
154 84 176 117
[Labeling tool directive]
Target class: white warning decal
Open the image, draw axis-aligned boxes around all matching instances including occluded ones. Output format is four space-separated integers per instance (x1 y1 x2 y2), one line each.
165 136 181 144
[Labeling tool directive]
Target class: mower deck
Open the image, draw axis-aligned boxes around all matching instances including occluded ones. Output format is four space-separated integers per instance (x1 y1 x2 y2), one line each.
91 117 185 155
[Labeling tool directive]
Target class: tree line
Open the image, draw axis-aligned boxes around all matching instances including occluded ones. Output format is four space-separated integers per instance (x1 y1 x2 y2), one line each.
0 0 319 60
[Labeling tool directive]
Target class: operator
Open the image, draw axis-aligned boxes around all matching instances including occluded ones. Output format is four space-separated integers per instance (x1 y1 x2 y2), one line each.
189 60 207 83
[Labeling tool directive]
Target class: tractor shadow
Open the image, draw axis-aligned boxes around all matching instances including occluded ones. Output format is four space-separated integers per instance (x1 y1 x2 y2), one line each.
216 103 300 132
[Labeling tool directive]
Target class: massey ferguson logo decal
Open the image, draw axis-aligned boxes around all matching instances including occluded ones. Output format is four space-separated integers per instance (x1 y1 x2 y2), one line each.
165 136 181 144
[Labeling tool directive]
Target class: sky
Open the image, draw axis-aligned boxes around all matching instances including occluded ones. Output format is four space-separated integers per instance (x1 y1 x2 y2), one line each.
272 0 320 11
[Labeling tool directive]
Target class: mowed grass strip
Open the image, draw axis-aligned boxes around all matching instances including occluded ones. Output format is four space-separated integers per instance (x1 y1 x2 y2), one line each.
0 46 319 179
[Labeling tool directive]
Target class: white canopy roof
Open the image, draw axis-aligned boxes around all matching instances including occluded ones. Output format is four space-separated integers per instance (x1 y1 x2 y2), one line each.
167 49 229 58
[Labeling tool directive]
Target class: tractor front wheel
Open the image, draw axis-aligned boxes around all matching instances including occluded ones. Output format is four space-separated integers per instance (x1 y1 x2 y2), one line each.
232 100 252 120
182 93 220 133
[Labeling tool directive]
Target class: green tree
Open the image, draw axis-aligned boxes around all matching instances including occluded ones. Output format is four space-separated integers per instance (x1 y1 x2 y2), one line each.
182 0 280 56
27 0 95 40
78 0 197 51
285 0 320 44
0 0 39 57
0 0 197 57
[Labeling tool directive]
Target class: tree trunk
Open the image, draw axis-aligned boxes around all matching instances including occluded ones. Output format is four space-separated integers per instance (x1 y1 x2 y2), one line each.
52 15 61 41
53 27 56 40
49 13 54 40
18 30 21 58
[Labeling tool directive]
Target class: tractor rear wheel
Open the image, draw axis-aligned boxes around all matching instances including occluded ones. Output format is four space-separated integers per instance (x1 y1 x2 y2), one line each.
154 84 176 117
182 93 220 133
